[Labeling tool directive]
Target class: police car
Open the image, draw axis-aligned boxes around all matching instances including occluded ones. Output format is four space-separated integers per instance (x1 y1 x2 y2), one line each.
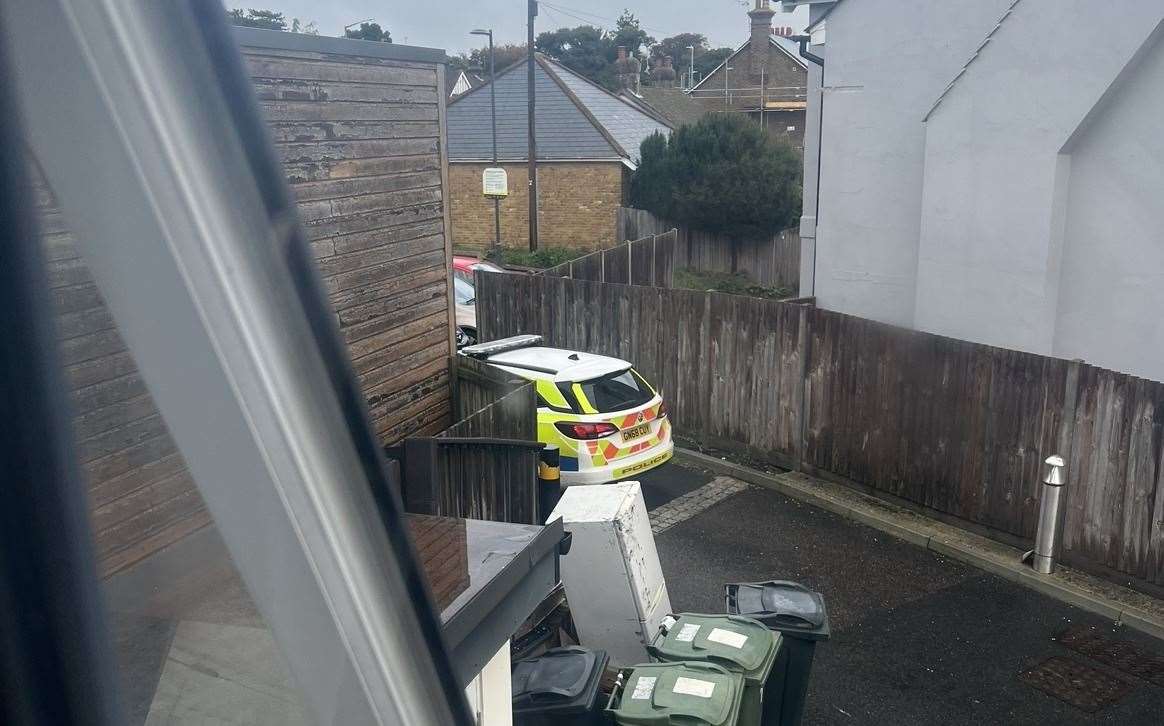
461 335 673 485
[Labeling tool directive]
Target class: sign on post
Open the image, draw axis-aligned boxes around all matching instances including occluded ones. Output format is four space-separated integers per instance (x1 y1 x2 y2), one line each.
482 167 508 198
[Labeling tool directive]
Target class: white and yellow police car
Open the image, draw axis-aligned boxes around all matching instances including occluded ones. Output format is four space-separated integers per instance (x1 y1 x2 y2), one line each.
461 335 673 485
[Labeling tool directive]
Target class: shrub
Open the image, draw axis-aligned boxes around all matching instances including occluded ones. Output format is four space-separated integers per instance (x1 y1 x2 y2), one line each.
487 246 589 269
629 114 802 238
672 267 793 300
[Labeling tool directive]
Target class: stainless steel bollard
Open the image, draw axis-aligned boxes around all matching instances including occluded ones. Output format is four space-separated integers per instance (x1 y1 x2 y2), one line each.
1023 455 1066 574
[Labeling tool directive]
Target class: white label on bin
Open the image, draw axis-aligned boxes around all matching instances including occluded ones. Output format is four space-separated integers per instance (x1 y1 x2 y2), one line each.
676 623 701 642
707 628 748 649
631 676 657 700
672 677 716 698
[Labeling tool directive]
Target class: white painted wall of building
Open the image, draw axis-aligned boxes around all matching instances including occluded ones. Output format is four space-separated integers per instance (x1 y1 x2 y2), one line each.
915 1 1163 358
1054 30 1164 380
799 0 1164 381
806 0 1013 325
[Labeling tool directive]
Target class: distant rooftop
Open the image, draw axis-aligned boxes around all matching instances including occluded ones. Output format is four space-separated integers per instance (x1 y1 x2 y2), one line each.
447 54 672 167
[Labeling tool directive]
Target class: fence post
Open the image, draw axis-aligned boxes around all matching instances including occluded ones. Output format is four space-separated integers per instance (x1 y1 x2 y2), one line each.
402 438 439 515
651 234 657 287
1055 358 1084 555
627 239 633 285
702 293 713 445
796 304 811 473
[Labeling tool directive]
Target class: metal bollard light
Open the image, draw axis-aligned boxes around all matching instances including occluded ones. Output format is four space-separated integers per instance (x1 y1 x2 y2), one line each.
1023 455 1067 574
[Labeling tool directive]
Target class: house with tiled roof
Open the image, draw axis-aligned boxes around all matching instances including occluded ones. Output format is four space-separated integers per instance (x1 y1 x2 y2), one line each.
446 54 672 252
688 0 808 149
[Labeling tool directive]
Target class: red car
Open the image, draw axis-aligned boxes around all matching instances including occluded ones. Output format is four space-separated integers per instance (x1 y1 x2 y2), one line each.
452 255 507 283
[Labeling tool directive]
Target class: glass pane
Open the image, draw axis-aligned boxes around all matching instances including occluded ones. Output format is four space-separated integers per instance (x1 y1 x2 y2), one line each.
578 369 654 412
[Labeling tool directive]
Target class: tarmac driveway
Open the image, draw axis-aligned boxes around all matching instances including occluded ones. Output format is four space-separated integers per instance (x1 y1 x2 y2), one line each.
637 461 1164 725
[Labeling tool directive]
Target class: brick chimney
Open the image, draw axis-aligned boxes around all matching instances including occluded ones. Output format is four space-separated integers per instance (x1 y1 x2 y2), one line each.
650 55 677 88
615 45 641 93
748 0 775 77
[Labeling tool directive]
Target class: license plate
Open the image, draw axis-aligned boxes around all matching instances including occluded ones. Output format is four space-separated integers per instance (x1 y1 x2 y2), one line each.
621 422 650 442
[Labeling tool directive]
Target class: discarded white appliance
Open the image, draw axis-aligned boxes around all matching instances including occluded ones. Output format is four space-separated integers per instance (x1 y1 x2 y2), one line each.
548 481 672 665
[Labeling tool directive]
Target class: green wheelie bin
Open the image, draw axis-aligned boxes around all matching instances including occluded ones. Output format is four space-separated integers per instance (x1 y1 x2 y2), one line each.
647 614 781 726
607 661 745 726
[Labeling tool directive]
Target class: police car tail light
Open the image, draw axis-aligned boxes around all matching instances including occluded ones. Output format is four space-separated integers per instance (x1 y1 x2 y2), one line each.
555 421 618 440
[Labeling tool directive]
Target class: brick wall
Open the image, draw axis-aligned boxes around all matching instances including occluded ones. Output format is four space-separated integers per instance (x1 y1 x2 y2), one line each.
449 162 623 253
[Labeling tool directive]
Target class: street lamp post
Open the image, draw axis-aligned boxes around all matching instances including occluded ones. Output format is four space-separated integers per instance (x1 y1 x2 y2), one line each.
471 29 501 253
687 45 695 90
724 65 733 109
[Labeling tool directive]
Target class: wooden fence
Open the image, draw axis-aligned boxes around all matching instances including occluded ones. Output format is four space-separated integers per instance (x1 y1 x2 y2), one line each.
396 357 542 525
617 207 801 292
475 272 1164 588
543 230 679 287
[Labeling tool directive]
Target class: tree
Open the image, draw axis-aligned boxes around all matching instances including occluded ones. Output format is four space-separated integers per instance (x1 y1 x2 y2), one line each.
450 43 530 77
694 47 734 81
536 25 616 89
345 22 391 43
227 8 286 31
629 114 801 238
228 8 317 34
652 32 707 68
610 11 654 58
290 18 318 35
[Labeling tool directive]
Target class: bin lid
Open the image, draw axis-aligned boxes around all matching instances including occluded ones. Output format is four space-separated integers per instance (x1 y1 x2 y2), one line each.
724 581 830 640
608 661 743 726
512 646 608 714
649 613 779 680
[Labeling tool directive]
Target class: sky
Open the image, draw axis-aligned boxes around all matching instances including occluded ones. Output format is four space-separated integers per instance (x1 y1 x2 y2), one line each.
234 1 809 56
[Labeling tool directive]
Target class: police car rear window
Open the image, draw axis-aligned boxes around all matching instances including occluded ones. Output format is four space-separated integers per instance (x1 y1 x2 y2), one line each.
576 369 653 413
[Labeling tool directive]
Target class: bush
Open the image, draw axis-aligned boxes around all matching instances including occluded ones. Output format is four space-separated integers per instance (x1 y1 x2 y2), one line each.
672 267 793 300
629 115 802 238
487 246 590 269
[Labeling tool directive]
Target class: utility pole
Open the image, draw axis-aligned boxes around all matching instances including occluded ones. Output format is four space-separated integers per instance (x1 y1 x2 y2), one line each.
527 0 539 251
471 29 501 252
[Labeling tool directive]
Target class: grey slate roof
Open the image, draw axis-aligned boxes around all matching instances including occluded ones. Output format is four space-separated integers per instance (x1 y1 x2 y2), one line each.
631 87 711 128
447 55 672 165
548 63 673 162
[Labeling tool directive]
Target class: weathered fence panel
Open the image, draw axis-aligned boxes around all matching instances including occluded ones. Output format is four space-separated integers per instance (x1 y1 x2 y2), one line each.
603 243 631 284
399 357 540 525
543 230 678 289
618 207 800 292
654 230 677 288
1063 368 1164 584
630 236 655 286
572 250 603 282
476 271 1164 587
450 355 524 421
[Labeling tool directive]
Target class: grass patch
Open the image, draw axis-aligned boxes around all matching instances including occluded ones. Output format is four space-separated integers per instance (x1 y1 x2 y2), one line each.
487 246 591 269
673 267 793 300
